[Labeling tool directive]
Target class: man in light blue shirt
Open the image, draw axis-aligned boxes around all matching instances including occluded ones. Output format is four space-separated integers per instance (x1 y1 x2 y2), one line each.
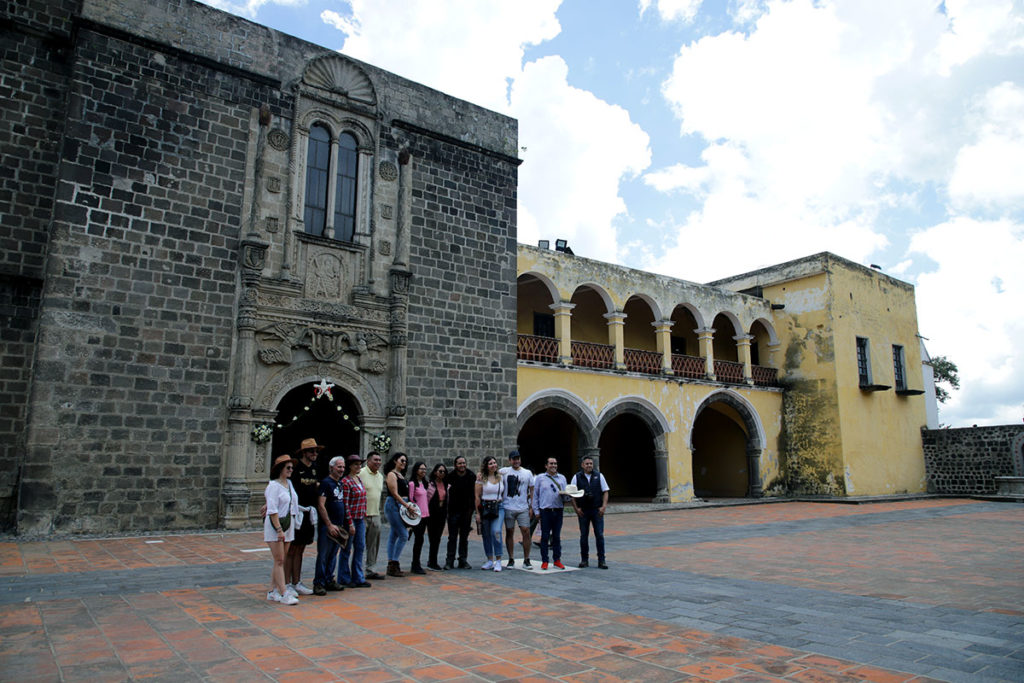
531 457 578 570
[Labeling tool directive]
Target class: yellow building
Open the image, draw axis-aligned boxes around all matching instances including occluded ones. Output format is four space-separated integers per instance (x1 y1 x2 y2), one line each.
517 247 928 501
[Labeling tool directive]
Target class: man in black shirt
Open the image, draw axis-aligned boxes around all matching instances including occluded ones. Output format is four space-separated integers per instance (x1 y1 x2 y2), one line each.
443 456 476 569
287 438 323 596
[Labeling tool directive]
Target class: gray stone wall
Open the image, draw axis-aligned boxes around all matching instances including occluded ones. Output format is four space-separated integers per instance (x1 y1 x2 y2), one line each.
0 0 78 529
399 128 519 465
922 425 1024 494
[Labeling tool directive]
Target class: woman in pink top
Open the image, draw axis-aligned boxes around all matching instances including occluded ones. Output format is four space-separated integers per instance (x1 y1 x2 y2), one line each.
425 463 448 571
407 461 430 574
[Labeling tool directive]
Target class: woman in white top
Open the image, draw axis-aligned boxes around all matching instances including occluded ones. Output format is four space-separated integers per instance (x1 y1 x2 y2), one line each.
264 454 300 605
475 455 505 572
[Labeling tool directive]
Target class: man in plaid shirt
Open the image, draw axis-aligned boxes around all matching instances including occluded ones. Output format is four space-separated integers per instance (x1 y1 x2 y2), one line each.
339 454 371 588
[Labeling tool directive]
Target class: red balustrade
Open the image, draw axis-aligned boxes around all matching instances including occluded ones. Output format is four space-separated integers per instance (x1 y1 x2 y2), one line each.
571 340 614 369
752 364 778 387
671 353 705 379
517 334 559 363
714 359 745 383
624 347 663 375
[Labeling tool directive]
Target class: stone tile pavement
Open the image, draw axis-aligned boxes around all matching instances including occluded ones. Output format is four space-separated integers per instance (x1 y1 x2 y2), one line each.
1 498 1021 682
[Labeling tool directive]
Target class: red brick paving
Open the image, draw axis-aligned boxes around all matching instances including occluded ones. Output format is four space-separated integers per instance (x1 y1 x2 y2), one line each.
0 498 1014 681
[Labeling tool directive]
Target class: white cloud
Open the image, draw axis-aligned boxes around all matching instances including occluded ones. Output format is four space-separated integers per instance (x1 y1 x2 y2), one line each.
321 0 561 112
512 57 652 263
319 0 650 264
908 217 1024 426
639 0 704 23
948 81 1024 210
197 0 305 19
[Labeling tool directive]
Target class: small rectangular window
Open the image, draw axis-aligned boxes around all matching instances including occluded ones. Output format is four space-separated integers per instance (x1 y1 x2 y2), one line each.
856 337 871 386
892 345 906 391
533 312 554 338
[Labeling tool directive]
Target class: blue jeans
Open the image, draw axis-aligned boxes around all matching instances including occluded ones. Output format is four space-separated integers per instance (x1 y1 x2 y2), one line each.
314 524 341 586
578 507 605 562
539 507 563 563
339 518 366 585
383 498 408 562
481 507 504 558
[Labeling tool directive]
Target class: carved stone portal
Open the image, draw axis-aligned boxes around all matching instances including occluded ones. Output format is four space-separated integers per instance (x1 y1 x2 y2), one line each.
257 323 389 365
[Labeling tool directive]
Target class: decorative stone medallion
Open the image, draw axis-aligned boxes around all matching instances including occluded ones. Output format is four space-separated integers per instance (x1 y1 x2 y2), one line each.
379 161 398 181
267 128 289 151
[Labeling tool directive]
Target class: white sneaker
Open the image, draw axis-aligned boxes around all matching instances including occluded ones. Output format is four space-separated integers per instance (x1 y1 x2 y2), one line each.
280 593 299 606
293 582 314 596
493 561 502 572
266 590 282 602
481 560 494 570
284 584 298 598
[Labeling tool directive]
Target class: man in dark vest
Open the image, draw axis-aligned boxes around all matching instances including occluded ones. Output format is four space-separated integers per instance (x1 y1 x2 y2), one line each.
570 455 609 569
443 455 476 570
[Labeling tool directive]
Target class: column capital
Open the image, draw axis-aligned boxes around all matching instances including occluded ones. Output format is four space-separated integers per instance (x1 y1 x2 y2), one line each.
603 311 627 325
549 301 576 314
651 319 675 333
733 334 754 344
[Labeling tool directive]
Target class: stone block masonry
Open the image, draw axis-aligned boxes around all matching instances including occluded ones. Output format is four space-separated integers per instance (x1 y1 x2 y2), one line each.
400 126 519 462
922 425 1024 495
15 16 287 534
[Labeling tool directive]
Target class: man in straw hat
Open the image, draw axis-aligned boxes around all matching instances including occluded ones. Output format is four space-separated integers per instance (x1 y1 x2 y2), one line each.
285 437 324 597
531 457 582 570
569 455 610 569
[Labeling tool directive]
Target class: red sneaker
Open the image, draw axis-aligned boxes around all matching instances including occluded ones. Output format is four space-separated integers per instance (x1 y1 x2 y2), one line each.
553 560 565 570
541 562 548 570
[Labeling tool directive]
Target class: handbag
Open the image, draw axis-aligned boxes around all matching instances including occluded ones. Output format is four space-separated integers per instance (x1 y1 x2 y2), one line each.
278 482 293 531
481 499 500 519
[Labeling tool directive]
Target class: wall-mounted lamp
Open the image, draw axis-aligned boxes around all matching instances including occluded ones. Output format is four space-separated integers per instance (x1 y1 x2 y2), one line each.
538 240 550 249
771 303 785 310
554 239 573 255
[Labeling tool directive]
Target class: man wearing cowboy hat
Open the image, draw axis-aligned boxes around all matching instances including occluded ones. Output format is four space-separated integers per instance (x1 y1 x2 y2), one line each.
531 457 581 570
286 437 324 596
570 455 610 569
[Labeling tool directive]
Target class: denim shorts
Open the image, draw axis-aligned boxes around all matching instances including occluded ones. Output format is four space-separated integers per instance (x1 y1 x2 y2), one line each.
503 508 530 529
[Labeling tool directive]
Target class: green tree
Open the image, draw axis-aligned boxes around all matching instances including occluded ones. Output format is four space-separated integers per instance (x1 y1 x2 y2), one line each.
930 355 960 404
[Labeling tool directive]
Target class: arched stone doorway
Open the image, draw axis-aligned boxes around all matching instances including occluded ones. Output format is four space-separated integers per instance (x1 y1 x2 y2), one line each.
598 413 657 500
517 408 580 476
690 391 765 498
272 382 362 479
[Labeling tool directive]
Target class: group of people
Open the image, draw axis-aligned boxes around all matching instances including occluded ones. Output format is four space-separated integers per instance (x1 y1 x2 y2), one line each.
263 441 609 605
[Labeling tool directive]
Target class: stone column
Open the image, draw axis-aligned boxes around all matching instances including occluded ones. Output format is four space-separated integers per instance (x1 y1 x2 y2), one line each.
387 267 411 452
323 137 340 239
653 319 675 375
697 327 716 381
357 147 374 283
735 334 754 385
223 236 268 529
550 301 575 366
605 311 627 371
393 149 412 267
747 446 763 498
654 447 670 502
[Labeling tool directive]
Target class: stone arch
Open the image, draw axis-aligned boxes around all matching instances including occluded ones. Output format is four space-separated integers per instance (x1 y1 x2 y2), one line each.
673 302 706 331
624 292 663 322
298 110 375 150
516 389 598 448
597 396 671 501
689 389 766 497
255 361 385 419
517 270 559 304
749 317 780 345
571 282 615 315
711 310 743 337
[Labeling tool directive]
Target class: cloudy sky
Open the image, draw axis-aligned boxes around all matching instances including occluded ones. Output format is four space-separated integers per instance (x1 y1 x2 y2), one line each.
201 0 1024 427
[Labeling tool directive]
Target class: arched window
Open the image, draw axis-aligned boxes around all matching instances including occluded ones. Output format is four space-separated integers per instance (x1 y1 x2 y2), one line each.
303 125 359 241
334 133 357 242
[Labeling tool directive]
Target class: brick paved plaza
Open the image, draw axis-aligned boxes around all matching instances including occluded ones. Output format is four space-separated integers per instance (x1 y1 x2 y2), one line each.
1 498 1022 682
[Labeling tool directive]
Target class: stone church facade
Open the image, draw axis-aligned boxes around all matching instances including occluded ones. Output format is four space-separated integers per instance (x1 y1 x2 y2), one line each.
2 0 519 534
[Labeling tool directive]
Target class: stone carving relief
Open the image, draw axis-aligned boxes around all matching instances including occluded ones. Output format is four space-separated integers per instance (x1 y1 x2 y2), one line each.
257 323 389 367
379 240 391 256
303 56 377 105
267 129 289 150
307 253 343 299
264 217 279 233
266 177 281 193
379 161 398 181
381 204 393 219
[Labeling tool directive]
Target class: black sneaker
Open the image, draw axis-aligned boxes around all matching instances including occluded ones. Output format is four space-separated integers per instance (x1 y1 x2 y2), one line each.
313 584 327 596
457 560 471 570
522 558 532 569
349 581 372 588
443 562 454 570
578 560 589 568
411 566 426 575
427 563 442 571
598 562 608 569
326 581 346 591
506 558 515 568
